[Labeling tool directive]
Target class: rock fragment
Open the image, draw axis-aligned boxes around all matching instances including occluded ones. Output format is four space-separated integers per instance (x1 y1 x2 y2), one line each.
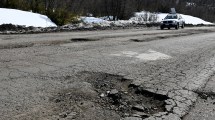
121 117 142 120
109 89 119 95
132 105 145 112
59 112 67 118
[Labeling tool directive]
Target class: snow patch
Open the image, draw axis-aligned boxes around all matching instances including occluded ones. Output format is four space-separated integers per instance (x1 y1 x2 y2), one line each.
0 8 57 27
130 11 158 23
136 50 172 61
80 17 135 27
81 17 109 24
130 11 213 25
186 2 196 7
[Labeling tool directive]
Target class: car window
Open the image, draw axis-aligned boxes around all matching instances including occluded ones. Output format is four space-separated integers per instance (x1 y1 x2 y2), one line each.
165 15 172 19
165 15 178 19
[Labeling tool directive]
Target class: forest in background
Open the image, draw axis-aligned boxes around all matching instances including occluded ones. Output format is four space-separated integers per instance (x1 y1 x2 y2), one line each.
0 0 215 25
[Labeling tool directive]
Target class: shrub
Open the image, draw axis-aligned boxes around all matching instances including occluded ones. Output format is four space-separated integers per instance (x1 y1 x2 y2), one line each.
47 8 80 26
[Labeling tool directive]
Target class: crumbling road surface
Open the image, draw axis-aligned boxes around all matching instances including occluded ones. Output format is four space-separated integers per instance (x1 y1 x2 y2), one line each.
1 27 215 120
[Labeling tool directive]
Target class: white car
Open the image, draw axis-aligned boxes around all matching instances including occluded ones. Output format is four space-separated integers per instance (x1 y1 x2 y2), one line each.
160 14 185 30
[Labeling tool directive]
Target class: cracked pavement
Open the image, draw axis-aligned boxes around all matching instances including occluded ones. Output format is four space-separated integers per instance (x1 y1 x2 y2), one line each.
1 27 215 120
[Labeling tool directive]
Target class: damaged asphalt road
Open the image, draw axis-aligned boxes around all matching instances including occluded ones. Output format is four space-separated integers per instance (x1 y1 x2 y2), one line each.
1 27 215 120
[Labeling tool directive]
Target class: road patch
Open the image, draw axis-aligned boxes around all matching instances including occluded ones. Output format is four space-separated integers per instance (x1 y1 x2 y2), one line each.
111 50 172 61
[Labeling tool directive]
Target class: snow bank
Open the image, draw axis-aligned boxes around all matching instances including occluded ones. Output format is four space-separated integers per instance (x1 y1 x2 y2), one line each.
181 14 212 25
64 11 213 30
131 11 213 25
0 8 57 27
157 13 212 25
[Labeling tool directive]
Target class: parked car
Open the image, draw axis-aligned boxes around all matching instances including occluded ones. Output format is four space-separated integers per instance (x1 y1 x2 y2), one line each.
160 14 185 30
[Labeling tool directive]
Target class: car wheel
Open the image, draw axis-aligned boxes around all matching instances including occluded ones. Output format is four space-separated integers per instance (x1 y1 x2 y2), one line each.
181 23 185 29
175 24 179 30
160 26 164 30
168 27 170 30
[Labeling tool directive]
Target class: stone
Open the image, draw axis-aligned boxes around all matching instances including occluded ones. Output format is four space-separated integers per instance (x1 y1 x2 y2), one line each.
165 105 173 111
100 93 105 97
122 117 142 120
153 112 168 117
161 113 180 120
59 112 67 118
132 105 145 112
107 91 110 94
173 107 187 117
144 116 156 120
67 112 77 119
109 89 119 95
165 99 176 106
132 114 142 118
155 118 162 120
130 80 142 87
108 89 121 102
124 113 130 117
134 112 149 117
165 99 176 112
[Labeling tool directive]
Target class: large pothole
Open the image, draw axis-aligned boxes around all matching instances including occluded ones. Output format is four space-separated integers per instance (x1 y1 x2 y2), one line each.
0 43 35 49
70 38 99 42
49 71 169 119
